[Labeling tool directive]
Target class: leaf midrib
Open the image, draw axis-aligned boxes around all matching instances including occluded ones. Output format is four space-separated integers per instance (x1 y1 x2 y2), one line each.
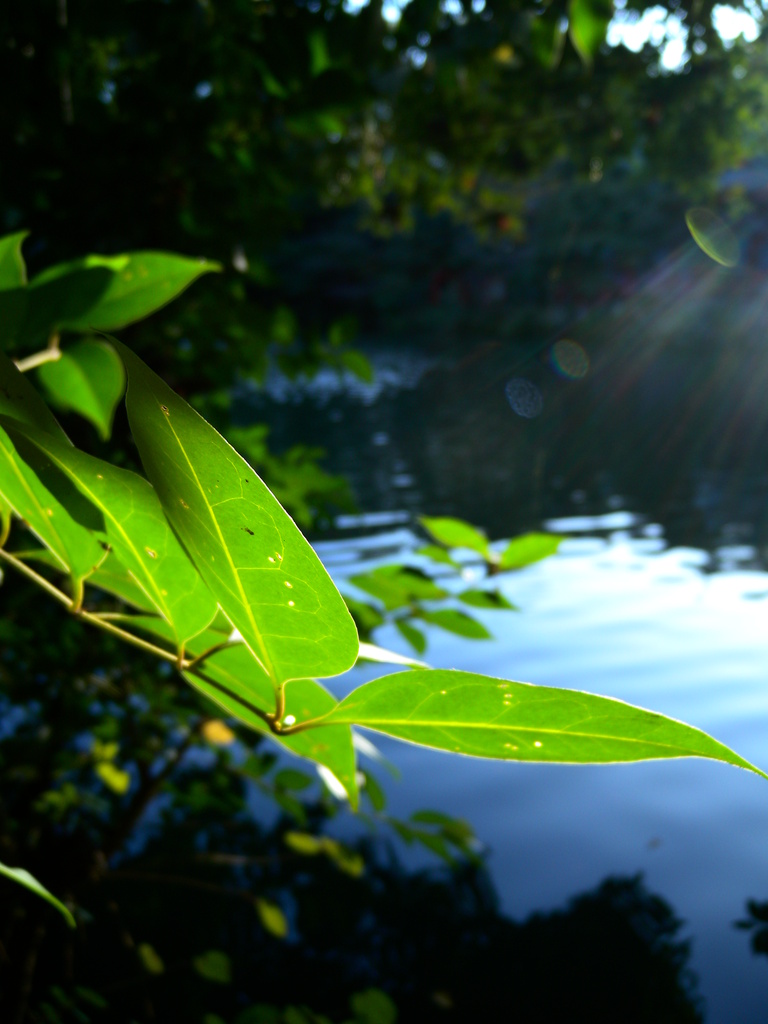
162 415 275 681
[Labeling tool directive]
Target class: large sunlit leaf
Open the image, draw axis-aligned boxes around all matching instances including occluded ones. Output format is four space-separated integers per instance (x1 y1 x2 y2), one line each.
0 860 75 928
25 252 221 337
86 557 162 613
318 669 768 777
37 338 125 440
0 352 104 583
3 419 218 647
113 339 359 686
685 208 739 268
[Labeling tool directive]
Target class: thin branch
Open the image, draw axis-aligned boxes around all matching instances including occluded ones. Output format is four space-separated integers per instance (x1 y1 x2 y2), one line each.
0 548 72 607
184 639 242 672
77 610 181 665
186 666 273 729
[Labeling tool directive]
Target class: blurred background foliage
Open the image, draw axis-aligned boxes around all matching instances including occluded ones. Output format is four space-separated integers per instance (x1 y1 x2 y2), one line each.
3 0 768 1018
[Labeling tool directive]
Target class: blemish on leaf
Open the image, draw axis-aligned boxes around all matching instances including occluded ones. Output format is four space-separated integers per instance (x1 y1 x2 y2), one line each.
96 474 104 480
534 741 542 748
45 508 53 517
284 581 293 589
160 405 169 415
241 527 254 536
283 715 296 727
145 548 157 559
180 499 189 508
268 556 275 562
288 600 295 607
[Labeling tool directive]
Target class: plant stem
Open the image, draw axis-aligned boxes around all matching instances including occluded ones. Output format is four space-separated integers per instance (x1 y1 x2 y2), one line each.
186 666 273 729
15 333 62 373
0 548 72 607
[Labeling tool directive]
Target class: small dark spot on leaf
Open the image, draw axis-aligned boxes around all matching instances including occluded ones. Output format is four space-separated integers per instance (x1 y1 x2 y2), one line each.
241 527 254 536
244 478 250 483
99 542 112 552
160 405 169 415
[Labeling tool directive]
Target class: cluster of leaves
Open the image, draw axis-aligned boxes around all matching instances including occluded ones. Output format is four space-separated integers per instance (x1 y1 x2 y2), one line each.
1 230 766 939
346 516 560 654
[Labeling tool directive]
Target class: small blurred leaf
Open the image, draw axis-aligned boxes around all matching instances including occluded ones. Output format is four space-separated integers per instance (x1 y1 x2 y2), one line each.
419 516 490 557
284 831 324 855
193 950 232 984
416 545 459 568
419 609 492 639
361 769 387 812
568 0 613 64
685 208 740 267
95 762 131 794
0 230 28 289
340 349 373 382
256 897 289 939
350 988 397 1024
350 566 447 611
137 942 165 975
322 839 364 878
394 619 427 655
498 533 561 571
530 14 565 68
37 339 125 440
458 589 517 610
274 768 313 791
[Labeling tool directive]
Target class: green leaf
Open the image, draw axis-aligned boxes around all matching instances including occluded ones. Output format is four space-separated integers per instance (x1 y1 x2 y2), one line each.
0 860 75 928
0 491 10 545
416 544 460 568
274 768 313 791
26 252 221 337
458 589 517 610
137 942 165 975
283 831 324 855
349 566 447 611
113 339 358 685
530 14 566 68
394 619 427 655
182 644 359 806
256 897 289 939
95 762 131 794
86 558 161 613
36 339 125 440
0 233 29 343
350 989 397 1024
0 231 28 290
568 0 613 64
0 354 105 585
320 669 768 777
685 208 740 268
193 950 232 984
361 769 387 812
419 516 490 557
419 609 492 639
498 532 561 570
3 419 218 646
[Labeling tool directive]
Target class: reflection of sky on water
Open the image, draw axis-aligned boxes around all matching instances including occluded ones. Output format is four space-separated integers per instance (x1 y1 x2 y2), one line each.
318 522 768 1023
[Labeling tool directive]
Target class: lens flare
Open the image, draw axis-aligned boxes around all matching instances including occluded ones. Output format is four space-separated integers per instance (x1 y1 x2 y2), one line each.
550 339 589 379
505 378 543 418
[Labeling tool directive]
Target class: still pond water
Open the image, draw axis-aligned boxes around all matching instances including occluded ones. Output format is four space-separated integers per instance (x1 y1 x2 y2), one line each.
240 328 768 1023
